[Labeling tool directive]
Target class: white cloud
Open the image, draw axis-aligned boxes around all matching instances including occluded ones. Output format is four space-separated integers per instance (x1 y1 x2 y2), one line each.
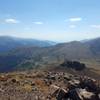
66 17 82 22
69 25 76 28
33 21 43 25
90 25 100 29
5 18 20 24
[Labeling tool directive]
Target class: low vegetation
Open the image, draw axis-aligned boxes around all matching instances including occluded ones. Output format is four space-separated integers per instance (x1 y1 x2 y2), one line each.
61 60 86 70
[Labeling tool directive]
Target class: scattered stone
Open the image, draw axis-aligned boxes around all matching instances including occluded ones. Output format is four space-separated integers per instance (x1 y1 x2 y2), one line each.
64 74 71 81
0 75 8 81
0 71 99 100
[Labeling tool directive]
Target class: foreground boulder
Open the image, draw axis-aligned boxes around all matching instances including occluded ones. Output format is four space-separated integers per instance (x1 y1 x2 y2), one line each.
79 77 100 93
51 77 100 100
51 87 98 100
67 88 96 100
50 85 68 100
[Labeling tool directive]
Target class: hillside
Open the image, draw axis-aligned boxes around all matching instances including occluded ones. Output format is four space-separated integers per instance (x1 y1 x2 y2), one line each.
83 37 100 56
0 37 100 72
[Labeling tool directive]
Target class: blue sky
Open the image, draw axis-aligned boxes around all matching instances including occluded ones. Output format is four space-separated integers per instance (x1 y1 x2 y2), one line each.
0 0 100 42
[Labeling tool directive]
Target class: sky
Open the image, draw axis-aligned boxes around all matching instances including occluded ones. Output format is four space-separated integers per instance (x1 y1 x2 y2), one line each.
0 0 100 42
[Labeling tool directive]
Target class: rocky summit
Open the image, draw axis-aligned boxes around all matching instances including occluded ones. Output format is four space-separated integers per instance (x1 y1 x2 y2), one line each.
0 70 99 100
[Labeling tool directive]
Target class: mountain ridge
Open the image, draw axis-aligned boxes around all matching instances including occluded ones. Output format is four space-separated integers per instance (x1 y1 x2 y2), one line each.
0 36 100 72
0 36 56 52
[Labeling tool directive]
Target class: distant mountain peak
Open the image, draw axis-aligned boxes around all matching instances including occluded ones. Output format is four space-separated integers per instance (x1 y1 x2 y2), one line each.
0 36 56 52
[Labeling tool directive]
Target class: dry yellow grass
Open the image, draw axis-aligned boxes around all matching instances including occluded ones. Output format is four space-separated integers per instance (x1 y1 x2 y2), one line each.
34 79 49 93
22 84 32 92
80 59 100 69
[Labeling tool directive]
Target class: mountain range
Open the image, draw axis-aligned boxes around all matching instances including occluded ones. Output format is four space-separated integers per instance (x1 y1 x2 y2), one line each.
0 36 100 72
0 36 56 52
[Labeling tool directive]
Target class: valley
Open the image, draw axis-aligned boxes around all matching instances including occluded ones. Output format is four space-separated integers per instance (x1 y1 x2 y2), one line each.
0 36 100 73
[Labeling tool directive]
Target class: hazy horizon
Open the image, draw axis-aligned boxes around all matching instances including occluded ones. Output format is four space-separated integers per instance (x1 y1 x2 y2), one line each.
0 35 100 43
0 0 100 42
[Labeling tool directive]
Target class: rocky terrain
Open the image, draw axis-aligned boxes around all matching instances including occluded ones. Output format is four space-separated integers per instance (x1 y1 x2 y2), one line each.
0 70 99 100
